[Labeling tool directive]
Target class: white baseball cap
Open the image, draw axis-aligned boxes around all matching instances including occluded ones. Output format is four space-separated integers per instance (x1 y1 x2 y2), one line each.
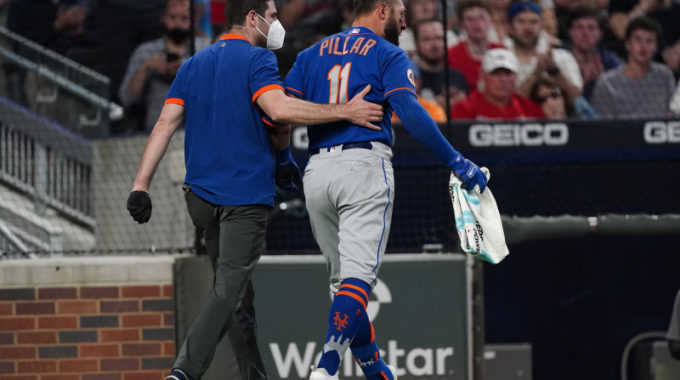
482 48 519 74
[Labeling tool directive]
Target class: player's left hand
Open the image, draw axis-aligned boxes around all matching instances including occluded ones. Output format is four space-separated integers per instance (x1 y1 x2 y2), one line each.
452 156 487 193
274 148 302 192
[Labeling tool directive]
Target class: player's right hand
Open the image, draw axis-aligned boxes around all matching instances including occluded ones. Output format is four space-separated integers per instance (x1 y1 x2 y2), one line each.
127 191 152 224
346 85 383 131
452 156 487 193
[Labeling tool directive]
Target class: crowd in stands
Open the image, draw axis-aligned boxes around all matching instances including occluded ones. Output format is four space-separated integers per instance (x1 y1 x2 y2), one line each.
0 0 679 133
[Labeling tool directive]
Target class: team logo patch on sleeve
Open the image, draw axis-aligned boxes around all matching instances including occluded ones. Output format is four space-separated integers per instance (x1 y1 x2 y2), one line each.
407 69 415 88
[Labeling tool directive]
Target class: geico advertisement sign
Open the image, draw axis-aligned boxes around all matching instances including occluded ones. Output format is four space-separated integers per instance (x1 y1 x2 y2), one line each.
469 123 569 147
644 121 680 143
269 340 455 378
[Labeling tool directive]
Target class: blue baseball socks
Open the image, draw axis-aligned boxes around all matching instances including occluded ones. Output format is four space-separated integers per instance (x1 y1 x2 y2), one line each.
351 320 394 380
315 278 394 379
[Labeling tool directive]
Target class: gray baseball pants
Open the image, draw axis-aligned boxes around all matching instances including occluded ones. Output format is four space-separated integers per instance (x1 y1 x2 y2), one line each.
175 189 269 380
303 142 395 293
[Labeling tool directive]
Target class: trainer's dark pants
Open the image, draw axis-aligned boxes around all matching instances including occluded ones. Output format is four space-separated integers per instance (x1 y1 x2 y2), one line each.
175 190 270 380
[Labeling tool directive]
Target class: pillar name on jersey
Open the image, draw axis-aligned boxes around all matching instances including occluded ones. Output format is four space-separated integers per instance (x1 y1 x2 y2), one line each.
269 340 455 379
319 36 377 57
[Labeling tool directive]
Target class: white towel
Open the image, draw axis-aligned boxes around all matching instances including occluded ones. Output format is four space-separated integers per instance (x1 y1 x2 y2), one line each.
448 168 509 264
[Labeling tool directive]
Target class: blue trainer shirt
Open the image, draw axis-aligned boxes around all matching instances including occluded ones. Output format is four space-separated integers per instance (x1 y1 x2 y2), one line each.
166 34 284 206
285 26 416 149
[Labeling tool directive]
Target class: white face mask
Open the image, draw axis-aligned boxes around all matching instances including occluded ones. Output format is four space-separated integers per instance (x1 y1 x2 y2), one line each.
256 14 286 50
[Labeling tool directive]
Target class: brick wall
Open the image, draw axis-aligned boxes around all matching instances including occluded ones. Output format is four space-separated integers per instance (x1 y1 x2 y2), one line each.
0 284 175 380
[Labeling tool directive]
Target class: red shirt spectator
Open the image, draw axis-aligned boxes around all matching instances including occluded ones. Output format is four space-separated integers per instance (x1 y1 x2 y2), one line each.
450 90 543 120
448 41 505 90
448 0 504 90
450 48 544 120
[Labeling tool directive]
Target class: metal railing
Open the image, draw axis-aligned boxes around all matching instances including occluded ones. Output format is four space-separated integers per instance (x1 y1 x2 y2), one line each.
0 98 94 228
0 25 123 137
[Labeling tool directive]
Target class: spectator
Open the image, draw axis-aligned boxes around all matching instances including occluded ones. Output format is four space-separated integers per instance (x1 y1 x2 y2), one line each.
539 0 559 37
400 0 459 58
649 0 680 77
609 0 667 41
7 0 97 59
277 0 349 46
411 18 468 110
565 4 622 101
553 0 610 40
119 0 210 132
529 77 597 119
5 0 98 105
505 1 583 100
672 79 680 116
96 0 166 105
591 16 676 118
450 48 544 120
448 0 505 91
393 66 448 123
487 0 511 43
609 0 680 74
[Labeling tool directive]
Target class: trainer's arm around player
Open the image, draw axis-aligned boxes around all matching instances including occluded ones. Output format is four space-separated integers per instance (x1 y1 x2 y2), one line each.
126 87 383 222
390 91 488 192
257 84 382 130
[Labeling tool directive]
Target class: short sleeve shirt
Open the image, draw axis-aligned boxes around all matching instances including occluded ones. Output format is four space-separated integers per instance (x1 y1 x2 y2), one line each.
166 34 284 206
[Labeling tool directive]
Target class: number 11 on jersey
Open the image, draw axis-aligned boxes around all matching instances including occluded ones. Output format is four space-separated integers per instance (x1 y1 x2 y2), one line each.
327 63 352 104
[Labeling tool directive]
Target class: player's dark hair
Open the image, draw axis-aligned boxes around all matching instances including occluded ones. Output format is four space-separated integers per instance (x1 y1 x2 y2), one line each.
354 0 392 18
412 18 441 42
456 0 490 22
225 0 270 29
566 4 605 31
624 16 661 41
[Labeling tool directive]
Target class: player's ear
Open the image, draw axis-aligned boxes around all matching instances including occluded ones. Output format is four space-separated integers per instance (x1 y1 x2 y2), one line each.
377 2 388 21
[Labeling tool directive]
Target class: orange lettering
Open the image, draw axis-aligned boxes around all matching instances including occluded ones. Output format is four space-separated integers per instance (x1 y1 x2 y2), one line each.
341 36 350 55
359 39 377 56
319 40 329 56
332 37 341 55
349 37 364 55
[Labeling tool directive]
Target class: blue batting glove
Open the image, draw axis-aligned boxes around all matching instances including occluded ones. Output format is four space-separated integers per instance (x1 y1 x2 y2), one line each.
451 154 487 193
274 148 302 192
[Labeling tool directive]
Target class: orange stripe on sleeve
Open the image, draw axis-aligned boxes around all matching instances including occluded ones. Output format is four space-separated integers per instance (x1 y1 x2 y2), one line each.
165 98 185 106
285 87 304 97
262 117 276 128
340 284 369 304
336 291 367 309
252 84 284 103
384 87 416 97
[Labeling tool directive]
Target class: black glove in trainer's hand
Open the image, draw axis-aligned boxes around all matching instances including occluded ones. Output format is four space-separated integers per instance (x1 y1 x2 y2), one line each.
127 191 152 223
274 148 302 192
275 161 302 192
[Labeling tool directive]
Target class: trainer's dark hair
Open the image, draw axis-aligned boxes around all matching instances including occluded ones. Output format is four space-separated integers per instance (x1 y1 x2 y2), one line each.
412 18 441 42
225 0 270 29
624 16 662 41
456 0 490 22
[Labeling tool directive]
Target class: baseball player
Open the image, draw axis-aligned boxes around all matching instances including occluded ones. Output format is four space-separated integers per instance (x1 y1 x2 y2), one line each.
125 1 383 380
284 1 488 379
